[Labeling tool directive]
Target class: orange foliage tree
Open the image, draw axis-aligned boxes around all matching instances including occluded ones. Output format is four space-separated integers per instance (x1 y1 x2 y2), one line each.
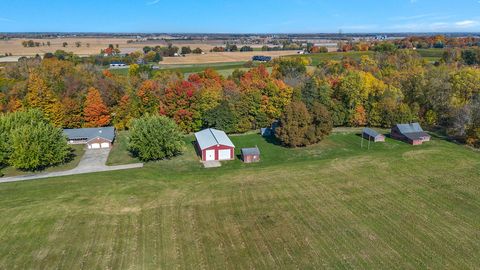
83 87 111 127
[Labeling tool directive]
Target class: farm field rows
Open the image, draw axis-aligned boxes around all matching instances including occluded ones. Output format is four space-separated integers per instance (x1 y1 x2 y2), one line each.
0 131 479 269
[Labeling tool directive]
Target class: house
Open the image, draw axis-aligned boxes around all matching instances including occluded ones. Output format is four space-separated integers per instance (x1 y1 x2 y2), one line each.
194 128 235 161
63 127 115 149
391 123 431 145
362 128 385 142
241 147 260 163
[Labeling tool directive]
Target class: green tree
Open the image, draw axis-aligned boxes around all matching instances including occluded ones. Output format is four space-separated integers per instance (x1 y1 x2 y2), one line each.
9 122 71 171
181 46 192 55
203 100 239 133
128 115 185 161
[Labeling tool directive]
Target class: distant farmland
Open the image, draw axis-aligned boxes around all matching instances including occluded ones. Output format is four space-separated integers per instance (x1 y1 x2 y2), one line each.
0 37 298 64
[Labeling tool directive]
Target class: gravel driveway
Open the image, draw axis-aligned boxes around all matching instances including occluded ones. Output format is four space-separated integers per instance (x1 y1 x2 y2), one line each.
0 148 143 184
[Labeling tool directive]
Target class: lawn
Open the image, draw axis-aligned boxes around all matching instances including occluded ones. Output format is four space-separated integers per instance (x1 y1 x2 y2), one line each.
0 144 85 177
106 131 141 166
0 130 479 269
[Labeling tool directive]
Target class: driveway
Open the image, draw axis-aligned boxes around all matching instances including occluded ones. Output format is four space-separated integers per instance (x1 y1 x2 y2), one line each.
0 148 143 184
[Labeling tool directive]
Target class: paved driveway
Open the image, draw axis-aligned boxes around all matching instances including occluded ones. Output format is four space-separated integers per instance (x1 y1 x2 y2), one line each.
0 148 143 184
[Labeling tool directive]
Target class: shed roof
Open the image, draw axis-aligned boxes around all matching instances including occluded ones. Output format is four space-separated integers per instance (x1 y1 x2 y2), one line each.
363 128 383 138
63 127 115 142
395 123 424 134
194 128 235 150
241 147 260 156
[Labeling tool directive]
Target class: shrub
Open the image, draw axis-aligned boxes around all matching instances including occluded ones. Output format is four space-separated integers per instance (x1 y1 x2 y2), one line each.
128 115 184 161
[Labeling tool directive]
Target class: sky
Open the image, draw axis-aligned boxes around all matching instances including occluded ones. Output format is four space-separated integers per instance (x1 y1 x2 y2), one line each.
0 0 479 33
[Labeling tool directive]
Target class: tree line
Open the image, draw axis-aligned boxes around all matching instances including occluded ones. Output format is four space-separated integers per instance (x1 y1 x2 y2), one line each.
0 46 479 148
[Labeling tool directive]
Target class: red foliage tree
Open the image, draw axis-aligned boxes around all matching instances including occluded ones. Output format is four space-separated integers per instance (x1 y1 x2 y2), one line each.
83 87 111 127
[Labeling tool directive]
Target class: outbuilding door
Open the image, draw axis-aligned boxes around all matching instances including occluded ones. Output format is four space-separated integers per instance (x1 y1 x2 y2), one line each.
218 149 231 160
205 150 215 161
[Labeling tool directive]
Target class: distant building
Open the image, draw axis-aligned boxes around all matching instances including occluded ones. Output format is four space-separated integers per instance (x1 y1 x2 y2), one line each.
63 127 115 149
391 123 431 145
109 62 127 68
362 128 385 142
241 147 260 163
194 128 235 161
252 55 272 62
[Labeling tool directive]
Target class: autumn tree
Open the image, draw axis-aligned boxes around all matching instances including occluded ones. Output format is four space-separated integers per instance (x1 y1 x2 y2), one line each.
276 101 311 147
305 102 333 144
83 87 110 127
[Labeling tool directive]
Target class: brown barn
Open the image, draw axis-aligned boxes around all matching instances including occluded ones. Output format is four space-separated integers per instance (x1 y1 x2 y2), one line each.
241 147 260 163
391 123 431 145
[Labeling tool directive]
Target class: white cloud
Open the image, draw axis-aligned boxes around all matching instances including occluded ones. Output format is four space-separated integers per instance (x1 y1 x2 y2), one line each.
455 20 479 28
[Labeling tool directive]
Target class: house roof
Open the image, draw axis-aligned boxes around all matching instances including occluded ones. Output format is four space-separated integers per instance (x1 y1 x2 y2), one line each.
395 123 424 134
63 127 115 142
363 128 383 138
194 128 235 150
241 147 260 156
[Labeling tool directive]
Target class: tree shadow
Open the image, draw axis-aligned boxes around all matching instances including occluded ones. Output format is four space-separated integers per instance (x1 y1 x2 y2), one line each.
190 140 202 158
262 135 282 146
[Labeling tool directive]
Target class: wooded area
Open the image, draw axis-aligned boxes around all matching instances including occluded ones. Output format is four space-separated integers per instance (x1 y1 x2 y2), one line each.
0 44 479 148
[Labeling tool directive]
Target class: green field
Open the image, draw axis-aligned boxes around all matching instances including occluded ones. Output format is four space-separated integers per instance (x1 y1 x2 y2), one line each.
0 130 479 269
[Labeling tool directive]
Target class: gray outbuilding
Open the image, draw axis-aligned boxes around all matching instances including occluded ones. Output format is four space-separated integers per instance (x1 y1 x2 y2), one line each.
241 147 260 163
362 128 386 142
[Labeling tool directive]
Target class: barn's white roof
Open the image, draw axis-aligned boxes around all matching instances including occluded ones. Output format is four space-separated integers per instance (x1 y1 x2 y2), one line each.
194 128 235 150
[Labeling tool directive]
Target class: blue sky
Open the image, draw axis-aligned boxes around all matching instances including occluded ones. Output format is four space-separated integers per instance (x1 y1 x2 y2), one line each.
0 0 479 33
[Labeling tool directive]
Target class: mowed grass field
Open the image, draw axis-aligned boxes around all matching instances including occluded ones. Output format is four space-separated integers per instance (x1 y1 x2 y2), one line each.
0 130 479 269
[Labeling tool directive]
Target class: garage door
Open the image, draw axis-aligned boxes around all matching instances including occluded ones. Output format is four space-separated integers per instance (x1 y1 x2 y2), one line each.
205 150 215 161
90 143 101 149
101 142 110 148
218 149 231 160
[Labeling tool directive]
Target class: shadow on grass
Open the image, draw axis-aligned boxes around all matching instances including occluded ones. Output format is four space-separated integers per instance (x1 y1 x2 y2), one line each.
262 135 282 146
190 140 202 159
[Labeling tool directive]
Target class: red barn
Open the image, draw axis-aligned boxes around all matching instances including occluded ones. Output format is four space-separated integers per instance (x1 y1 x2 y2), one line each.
194 128 235 161
391 123 431 145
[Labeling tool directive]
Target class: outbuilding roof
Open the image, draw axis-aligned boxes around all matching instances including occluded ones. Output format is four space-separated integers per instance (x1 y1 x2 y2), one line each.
63 127 115 142
362 128 383 138
241 147 260 156
194 128 235 150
